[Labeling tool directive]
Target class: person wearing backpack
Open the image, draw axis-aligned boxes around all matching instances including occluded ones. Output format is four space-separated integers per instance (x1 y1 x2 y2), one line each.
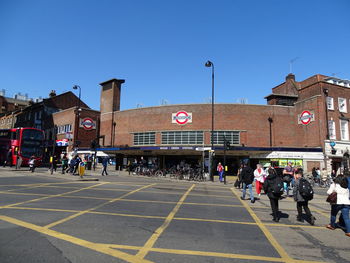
293 168 316 225
263 167 284 222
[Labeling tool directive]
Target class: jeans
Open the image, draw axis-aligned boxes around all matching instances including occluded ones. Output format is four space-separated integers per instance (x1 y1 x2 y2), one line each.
242 183 254 201
331 204 350 233
218 171 224 182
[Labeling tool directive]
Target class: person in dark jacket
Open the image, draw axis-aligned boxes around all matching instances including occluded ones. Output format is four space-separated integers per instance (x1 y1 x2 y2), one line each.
102 157 109 176
293 168 315 225
263 167 283 222
240 163 255 203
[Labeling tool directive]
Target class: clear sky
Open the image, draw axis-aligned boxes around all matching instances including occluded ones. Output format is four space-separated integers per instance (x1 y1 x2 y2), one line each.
1 0 349 111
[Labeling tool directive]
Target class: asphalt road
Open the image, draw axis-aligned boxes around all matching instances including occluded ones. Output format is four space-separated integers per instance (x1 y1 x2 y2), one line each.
0 167 349 263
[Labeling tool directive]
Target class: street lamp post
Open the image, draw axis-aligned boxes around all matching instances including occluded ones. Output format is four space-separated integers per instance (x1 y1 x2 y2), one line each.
205 60 214 182
268 117 273 147
73 85 81 151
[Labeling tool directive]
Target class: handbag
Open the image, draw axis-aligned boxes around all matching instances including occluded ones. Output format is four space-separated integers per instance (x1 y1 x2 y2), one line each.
326 192 337 204
283 175 292 183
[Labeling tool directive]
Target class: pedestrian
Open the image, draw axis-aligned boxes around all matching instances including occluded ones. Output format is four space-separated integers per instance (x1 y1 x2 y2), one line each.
217 162 224 182
240 162 255 203
263 166 284 222
28 156 35 173
235 163 243 189
102 157 109 176
293 168 316 225
67 155 74 174
73 155 81 175
61 154 68 174
3 148 12 167
283 161 294 197
254 163 266 197
326 174 350 237
53 155 58 172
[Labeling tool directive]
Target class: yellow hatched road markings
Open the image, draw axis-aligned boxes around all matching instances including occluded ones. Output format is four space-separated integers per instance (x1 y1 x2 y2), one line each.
136 184 195 259
3 205 327 230
106 243 326 263
252 203 330 219
231 188 294 262
0 215 328 263
44 183 157 229
0 182 108 209
0 215 153 263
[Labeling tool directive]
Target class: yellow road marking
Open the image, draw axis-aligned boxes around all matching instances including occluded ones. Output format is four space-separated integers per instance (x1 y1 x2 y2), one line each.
252 203 330 219
4 205 327 230
136 184 195 259
0 182 108 209
0 215 153 263
44 183 157 229
106 243 325 263
231 188 293 261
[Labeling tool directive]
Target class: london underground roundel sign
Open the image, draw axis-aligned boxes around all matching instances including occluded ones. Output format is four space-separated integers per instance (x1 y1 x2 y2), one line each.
172 111 192 125
299 110 314 125
80 117 96 130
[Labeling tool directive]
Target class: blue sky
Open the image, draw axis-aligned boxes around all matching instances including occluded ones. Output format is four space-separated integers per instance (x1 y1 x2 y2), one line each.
1 0 349 111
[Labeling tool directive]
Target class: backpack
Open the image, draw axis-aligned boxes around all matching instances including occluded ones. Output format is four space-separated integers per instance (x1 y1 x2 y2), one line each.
298 178 314 200
271 176 284 195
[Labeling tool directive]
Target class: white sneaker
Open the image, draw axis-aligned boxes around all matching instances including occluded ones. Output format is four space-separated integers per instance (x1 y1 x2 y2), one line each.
258 194 261 197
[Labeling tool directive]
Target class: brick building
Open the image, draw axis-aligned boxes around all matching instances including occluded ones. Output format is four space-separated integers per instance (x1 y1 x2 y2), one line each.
96 74 350 174
0 90 99 162
53 107 100 155
0 90 31 115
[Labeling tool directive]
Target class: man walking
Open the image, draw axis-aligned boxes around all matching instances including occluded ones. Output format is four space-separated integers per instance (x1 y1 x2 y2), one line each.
241 162 255 203
102 157 109 176
293 168 316 225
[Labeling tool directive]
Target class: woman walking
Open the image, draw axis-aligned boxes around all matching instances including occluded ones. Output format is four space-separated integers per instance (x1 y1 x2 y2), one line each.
254 164 266 197
326 174 350 237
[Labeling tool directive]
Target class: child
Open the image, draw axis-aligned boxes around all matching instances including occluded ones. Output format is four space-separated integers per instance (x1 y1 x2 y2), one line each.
293 168 315 225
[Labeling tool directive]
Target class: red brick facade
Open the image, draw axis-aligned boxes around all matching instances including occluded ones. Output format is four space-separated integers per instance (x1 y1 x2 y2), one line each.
97 74 350 172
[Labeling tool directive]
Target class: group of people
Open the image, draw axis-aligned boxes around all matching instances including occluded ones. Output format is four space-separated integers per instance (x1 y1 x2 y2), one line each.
61 154 109 176
237 161 350 237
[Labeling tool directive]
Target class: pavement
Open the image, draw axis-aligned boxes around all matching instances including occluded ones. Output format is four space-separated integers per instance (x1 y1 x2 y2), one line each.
0 166 349 263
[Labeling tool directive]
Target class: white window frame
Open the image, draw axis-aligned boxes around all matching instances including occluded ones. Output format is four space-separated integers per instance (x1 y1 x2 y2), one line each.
340 120 349 141
338 98 347 113
329 120 336 140
327 97 334 110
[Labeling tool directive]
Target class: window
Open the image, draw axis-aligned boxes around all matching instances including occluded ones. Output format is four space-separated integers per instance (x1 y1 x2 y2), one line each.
57 124 72 134
161 131 203 145
133 132 155 145
211 131 240 145
327 97 334 110
340 120 349 140
329 120 336 140
338 98 347 113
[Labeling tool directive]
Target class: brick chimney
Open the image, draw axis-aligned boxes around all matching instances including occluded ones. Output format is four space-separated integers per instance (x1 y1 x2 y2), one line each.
99 79 125 113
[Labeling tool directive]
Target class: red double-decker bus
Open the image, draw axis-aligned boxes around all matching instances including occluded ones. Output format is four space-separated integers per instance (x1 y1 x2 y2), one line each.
0 127 45 166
